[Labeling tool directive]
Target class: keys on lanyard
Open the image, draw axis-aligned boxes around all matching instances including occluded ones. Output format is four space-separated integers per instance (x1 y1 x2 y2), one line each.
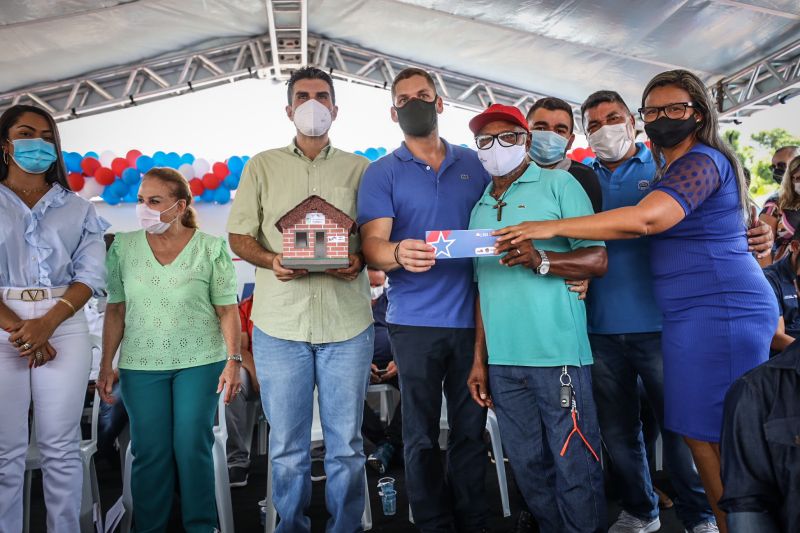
558 366 600 462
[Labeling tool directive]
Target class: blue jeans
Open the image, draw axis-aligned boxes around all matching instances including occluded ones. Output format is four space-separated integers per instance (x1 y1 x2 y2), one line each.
489 364 606 533
589 333 714 528
253 326 374 533
97 381 128 461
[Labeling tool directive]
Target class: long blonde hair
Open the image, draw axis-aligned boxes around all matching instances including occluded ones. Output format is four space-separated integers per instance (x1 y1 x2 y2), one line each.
779 155 800 211
143 167 199 228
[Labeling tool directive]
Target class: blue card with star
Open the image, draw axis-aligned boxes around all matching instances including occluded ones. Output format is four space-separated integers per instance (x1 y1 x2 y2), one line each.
425 229 496 259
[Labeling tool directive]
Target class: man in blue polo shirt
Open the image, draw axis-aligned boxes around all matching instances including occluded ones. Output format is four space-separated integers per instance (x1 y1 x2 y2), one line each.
358 67 491 532
581 90 717 533
764 231 800 354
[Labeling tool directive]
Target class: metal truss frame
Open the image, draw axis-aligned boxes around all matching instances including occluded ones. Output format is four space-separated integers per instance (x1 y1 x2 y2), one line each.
714 38 800 119
1 8 795 127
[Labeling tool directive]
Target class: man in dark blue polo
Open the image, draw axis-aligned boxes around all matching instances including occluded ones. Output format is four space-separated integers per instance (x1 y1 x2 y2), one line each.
581 90 717 533
358 67 491 533
764 232 800 355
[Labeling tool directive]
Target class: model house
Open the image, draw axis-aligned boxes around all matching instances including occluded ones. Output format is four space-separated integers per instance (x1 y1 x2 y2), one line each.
276 195 355 271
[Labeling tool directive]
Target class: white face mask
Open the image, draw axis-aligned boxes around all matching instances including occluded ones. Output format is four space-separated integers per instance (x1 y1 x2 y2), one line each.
794 183 800 195
587 122 634 162
136 201 180 234
293 99 333 137
370 285 385 300
477 143 527 177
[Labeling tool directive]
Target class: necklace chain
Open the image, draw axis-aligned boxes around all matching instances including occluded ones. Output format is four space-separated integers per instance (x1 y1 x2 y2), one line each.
2 181 51 195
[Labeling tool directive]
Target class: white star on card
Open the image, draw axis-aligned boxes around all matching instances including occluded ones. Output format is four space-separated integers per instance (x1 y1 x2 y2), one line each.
430 232 456 258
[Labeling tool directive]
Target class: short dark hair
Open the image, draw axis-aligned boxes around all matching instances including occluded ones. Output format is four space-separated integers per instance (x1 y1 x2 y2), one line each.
286 67 335 105
391 68 436 99
527 97 575 134
580 90 630 120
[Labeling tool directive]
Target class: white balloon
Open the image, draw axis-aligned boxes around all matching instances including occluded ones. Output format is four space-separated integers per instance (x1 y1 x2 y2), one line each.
81 177 105 200
178 163 195 180
192 158 210 177
99 150 116 167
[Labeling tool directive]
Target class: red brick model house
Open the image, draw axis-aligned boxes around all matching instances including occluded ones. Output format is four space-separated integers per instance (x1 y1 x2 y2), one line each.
276 195 356 271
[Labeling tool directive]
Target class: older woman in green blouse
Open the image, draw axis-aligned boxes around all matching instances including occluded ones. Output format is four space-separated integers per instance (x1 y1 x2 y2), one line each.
96 167 241 532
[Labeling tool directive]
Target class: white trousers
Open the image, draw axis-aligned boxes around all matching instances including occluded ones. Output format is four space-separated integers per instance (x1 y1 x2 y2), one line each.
0 296 91 533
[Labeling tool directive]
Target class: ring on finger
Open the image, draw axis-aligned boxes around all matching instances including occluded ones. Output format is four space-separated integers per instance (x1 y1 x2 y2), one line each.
22 342 32 351
516 248 522 256
15 339 24 347
35 351 44 364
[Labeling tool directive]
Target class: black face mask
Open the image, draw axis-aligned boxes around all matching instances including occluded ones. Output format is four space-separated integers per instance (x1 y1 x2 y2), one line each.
394 97 438 137
773 166 787 185
644 116 699 148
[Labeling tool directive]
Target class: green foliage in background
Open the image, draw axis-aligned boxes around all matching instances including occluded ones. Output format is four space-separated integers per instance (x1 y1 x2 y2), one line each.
725 128 800 199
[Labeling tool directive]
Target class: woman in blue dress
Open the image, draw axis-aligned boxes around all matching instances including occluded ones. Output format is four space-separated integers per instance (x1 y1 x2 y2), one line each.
494 70 777 532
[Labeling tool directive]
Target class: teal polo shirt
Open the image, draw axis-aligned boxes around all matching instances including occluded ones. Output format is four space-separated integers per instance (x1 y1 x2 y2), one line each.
469 163 604 367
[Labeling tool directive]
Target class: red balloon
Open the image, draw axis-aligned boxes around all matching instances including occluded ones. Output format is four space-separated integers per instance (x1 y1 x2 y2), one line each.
111 157 129 177
212 162 229 179
67 172 85 191
126 149 142 167
94 167 116 186
80 157 101 176
202 173 221 190
189 178 205 196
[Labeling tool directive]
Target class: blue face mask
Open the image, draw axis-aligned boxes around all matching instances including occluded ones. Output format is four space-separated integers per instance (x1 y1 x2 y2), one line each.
528 130 569 166
10 138 57 174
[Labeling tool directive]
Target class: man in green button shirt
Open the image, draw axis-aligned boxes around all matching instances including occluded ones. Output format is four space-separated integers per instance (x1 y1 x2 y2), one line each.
226 67 373 533
465 104 608 532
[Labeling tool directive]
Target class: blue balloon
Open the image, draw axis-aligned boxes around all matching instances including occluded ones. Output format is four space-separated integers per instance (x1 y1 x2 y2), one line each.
223 175 240 190
152 151 166 166
377 147 387 156
101 187 121 205
227 156 244 177
242 156 250 163
121 167 140 185
136 155 155 173
582 157 594 165
165 152 181 169
64 152 83 173
201 188 215 203
109 179 129 198
193 196 202 203
354 150 364 156
123 186 139 203
214 187 231 204
85 151 99 159
365 148 379 161
180 153 195 165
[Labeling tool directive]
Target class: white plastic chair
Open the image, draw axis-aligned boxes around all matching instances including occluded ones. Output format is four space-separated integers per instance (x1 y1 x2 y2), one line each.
410 394 511 523
366 383 398 423
263 387 372 532
120 393 234 532
23 389 102 533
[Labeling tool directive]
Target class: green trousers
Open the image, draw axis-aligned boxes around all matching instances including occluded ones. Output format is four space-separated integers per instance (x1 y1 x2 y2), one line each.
120 361 225 533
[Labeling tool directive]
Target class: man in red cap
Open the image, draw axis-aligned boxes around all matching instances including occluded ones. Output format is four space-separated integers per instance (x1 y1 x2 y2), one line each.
466 104 609 532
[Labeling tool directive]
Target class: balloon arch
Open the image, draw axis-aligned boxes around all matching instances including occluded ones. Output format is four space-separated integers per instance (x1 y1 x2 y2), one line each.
63 146 595 205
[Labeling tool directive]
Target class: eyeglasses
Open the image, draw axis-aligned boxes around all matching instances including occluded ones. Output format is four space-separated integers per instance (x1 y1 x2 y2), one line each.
637 102 696 123
475 131 528 150
771 163 788 173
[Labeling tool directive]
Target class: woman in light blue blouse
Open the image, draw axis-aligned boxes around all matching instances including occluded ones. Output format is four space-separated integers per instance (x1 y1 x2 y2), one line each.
0 105 109 532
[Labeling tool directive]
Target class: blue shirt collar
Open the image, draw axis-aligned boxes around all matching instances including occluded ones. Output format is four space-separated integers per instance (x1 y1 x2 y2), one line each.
393 138 460 164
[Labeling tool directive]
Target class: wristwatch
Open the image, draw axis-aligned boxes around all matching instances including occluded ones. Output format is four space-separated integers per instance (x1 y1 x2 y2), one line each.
227 354 243 363
536 249 550 276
